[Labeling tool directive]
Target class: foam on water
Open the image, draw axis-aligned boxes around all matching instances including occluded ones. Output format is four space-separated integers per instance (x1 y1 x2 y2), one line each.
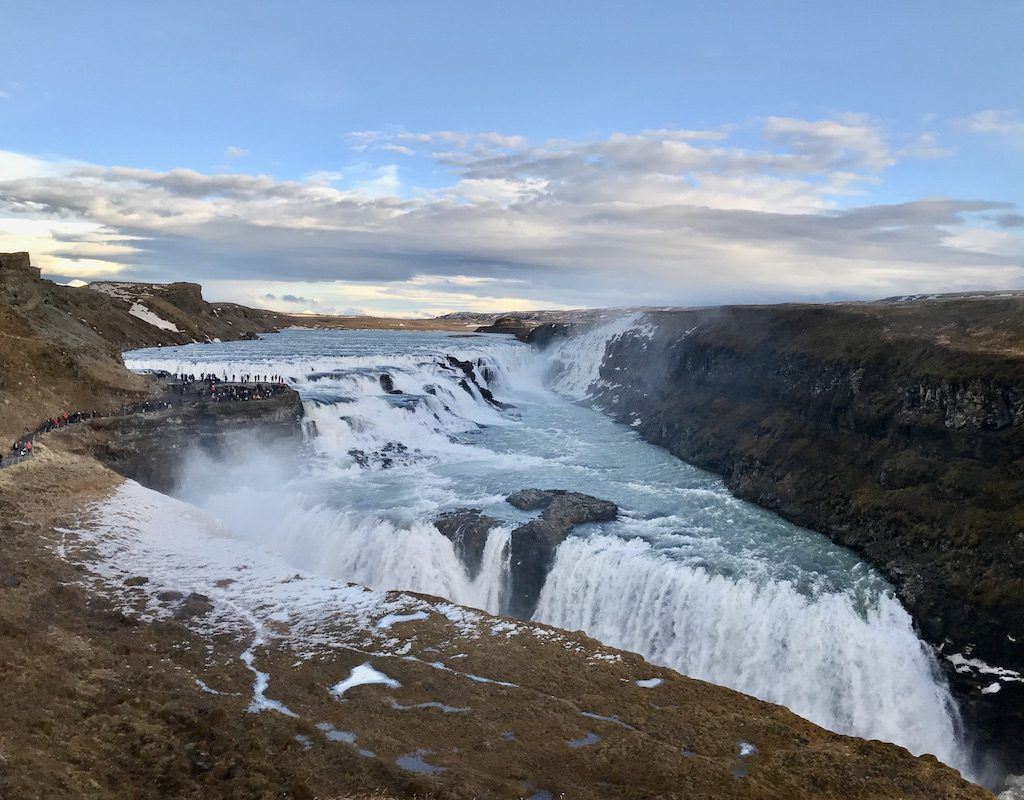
124 326 972 776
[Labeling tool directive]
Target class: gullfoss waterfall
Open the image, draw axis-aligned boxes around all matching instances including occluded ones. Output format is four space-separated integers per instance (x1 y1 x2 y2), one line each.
124 324 970 776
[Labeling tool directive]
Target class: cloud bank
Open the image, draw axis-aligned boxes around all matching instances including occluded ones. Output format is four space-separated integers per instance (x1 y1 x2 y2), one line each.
0 113 1021 313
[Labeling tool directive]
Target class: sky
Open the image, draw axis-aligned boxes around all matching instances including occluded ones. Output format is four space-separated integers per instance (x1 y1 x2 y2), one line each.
1 1 1023 316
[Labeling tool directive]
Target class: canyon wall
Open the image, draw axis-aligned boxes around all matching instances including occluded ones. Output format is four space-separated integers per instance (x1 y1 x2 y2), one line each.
534 298 1024 774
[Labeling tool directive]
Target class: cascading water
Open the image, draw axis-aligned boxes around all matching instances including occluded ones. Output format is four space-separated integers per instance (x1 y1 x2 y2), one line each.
535 535 960 761
125 323 972 777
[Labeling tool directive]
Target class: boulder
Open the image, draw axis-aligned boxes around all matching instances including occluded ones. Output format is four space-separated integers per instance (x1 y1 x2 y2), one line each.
379 373 403 394
506 488 618 527
434 509 500 578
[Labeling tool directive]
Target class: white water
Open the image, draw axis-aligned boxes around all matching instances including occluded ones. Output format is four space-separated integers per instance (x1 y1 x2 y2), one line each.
536 535 958 752
125 324 970 775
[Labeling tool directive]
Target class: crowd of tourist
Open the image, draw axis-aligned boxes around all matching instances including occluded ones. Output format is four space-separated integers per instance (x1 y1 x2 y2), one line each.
169 372 286 384
165 372 289 403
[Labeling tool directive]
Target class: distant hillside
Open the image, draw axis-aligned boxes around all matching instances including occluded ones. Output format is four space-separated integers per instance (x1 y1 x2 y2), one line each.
87 280 290 347
1 253 291 440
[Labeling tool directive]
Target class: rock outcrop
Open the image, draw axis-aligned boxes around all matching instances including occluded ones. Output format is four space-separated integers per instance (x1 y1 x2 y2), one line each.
506 488 618 618
475 315 535 340
534 297 1024 776
439 354 506 407
60 389 305 494
0 253 295 442
434 509 500 578
434 489 619 618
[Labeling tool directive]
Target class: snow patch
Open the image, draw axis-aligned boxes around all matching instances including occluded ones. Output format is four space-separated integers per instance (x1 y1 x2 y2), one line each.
377 610 429 629
129 302 181 332
331 662 401 698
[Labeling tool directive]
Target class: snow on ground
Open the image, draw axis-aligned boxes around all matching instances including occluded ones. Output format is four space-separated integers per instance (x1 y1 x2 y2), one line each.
129 302 181 332
377 611 429 629
331 663 401 698
89 282 140 301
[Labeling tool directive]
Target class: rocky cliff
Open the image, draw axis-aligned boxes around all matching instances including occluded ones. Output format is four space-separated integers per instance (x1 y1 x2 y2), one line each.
0 252 293 441
536 297 1024 776
88 280 291 348
59 390 305 494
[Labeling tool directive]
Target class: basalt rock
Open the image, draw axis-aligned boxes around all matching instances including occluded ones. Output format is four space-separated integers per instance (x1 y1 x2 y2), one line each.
62 388 305 494
475 315 535 341
506 489 619 619
442 354 507 408
378 373 403 394
434 509 500 578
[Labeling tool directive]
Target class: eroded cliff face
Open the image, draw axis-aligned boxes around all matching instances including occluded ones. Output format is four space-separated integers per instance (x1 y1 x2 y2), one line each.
542 299 1024 775
57 390 306 494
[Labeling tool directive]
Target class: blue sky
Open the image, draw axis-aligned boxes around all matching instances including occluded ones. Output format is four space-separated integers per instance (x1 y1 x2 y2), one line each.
1 1 1022 315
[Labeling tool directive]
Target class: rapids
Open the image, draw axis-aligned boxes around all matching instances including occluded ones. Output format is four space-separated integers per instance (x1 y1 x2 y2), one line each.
124 323 970 775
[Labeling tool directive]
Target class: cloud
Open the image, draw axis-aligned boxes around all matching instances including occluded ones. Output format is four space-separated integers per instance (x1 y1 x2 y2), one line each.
378 143 415 156
265 292 315 304
957 109 1024 142
0 114 1021 313
762 114 895 171
897 133 953 160
224 145 250 159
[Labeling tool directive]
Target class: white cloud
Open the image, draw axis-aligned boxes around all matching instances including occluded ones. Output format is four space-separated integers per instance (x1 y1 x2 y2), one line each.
224 145 250 159
378 143 415 156
897 133 953 160
0 115 1020 312
958 109 1024 142
763 113 895 171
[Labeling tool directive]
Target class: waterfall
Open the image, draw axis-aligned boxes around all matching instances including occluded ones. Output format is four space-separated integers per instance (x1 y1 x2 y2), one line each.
544 313 647 399
124 327 973 779
534 534 967 772
192 486 513 613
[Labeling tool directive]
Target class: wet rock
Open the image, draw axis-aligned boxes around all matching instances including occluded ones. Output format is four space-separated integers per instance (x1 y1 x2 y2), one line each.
123 576 149 587
379 373 403 394
445 355 476 377
506 489 618 527
156 590 184 602
2 575 21 588
439 353 509 408
435 509 500 578
506 489 618 618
